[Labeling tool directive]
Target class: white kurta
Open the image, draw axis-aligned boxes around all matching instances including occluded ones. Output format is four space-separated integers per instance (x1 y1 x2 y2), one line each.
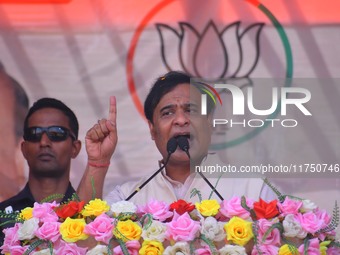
105 155 276 205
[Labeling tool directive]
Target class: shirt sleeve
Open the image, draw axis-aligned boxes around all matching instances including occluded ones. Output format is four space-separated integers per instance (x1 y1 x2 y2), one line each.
104 185 126 205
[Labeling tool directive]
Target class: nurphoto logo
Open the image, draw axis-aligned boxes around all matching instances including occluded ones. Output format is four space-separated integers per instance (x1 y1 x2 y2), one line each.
200 83 312 128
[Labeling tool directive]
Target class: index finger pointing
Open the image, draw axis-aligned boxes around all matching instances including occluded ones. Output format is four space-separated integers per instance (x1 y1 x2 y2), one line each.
108 96 117 123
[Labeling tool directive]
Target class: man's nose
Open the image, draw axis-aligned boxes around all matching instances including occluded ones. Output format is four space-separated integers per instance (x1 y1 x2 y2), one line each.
174 111 189 126
39 132 52 146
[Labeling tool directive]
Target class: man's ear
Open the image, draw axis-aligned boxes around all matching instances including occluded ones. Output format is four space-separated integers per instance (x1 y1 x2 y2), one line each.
21 141 28 160
148 121 155 140
71 140 82 159
15 139 26 187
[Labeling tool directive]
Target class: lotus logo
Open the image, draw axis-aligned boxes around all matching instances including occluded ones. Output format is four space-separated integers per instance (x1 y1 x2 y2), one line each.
126 1 292 148
156 20 264 80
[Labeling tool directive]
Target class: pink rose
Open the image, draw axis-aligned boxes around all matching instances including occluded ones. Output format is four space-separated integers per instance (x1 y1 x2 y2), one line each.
277 197 302 216
298 238 320 255
113 240 141 255
5 245 28 255
251 244 279 255
33 202 59 222
256 219 281 246
318 229 336 242
0 224 20 252
138 199 173 222
315 209 331 228
35 221 61 242
295 211 325 234
55 240 87 255
166 212 200 242
327 247 340 255
84 213 114 244
195 245 212 255
219 196 253 219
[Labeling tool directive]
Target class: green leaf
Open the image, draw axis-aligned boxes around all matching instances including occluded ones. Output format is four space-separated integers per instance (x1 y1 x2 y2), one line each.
23 239 46 255
200 234 218 255
190 188 202 202
208 174 223 200
117 239 130 255
91 177 96 200
139 213 153 230
252 221 263 255
329 240 340 248
287 244 299 255
241 196 257 220
262 222 283 242
40 193 65 203
303 238 310 255
318 200 339 233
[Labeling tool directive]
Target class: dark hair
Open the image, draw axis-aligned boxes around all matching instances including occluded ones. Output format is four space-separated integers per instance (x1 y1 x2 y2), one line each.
24 98 79 139
144 71 215 123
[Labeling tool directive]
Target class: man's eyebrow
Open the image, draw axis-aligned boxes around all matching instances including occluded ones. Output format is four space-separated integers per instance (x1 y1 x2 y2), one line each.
159 104 175 112
185 102 199 108
160 102 198 112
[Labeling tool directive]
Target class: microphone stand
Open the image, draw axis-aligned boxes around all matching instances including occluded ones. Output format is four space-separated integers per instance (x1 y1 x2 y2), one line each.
177 136 224 201
125 137 177 201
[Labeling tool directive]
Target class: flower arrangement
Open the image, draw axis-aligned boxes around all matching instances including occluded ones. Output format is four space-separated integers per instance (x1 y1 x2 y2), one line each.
1 180 339 255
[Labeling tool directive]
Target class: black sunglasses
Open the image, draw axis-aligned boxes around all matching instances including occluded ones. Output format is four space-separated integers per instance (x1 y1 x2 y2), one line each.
23 126 76 142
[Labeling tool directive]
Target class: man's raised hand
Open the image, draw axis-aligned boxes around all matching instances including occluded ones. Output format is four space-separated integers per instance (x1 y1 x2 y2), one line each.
85 96 118 165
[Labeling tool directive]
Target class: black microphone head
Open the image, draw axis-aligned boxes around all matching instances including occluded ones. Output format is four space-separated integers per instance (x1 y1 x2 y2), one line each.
167 137 178 154
177 135 190 152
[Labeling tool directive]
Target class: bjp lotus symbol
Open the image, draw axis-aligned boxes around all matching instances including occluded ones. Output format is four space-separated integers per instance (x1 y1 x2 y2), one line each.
156 20 264 80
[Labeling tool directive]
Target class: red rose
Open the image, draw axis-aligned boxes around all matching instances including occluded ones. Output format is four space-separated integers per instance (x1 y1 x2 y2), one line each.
253 199 279 220
55 201 85 219
169 199 195 215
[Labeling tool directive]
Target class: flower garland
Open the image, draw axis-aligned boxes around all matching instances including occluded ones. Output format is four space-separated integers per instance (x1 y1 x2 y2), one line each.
0 183 339 255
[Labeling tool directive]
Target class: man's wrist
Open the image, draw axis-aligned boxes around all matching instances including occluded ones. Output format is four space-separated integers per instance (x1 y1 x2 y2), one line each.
88 161 110 168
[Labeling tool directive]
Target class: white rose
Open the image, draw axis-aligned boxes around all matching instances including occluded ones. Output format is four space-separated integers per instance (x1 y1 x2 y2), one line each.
110 201 137 215
200 217 225 242
18 217 39 240
301 199 317 212
141 220 167 242
219 244 247 255
163 242 190 255
32 249 56 255
283 214 307 239
86 244 109 255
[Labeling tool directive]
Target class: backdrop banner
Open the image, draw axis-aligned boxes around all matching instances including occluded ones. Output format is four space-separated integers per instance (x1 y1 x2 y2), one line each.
0 0 339 222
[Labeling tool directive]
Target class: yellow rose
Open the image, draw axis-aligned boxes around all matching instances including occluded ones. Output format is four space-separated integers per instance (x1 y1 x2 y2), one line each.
224 216 253 246
139 240 164 255
195 199 220 217
59 217 88 242
320 241 331 255
81 198 110 217
278 244 299 255
113 219 142 242
19 207 33 220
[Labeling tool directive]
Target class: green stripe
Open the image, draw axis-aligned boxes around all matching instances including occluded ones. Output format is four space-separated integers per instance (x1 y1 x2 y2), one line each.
201 87 217 105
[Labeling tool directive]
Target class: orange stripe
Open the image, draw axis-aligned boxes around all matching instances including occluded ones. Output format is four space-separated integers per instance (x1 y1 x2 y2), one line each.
245 0 260 7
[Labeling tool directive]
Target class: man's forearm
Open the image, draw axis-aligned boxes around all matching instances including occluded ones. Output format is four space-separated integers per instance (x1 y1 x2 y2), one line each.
77 164 109 203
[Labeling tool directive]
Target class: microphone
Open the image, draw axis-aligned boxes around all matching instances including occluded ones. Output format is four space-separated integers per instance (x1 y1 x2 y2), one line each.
177 135 224 201
167 136 178 155
125 137 177 201
177 135 190 158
